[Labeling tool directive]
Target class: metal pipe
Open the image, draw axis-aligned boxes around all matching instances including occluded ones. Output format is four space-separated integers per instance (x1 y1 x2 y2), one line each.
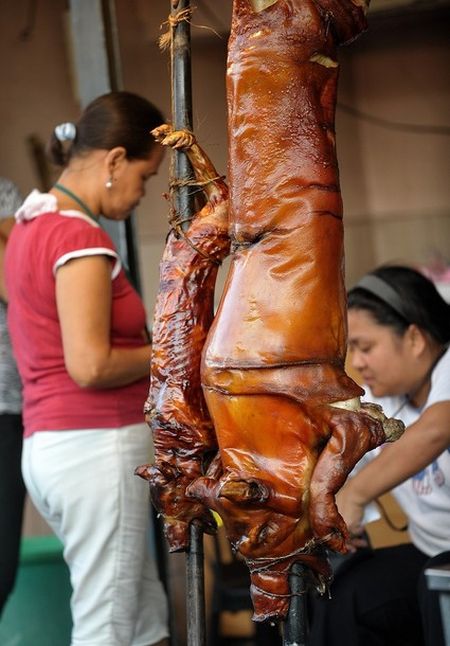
186 522 206 646
171 0 195 229
168 2 206 645
283 563 309 646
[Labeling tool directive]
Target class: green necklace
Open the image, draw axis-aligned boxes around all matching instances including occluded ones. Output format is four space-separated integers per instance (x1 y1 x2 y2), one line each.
53 183 99 223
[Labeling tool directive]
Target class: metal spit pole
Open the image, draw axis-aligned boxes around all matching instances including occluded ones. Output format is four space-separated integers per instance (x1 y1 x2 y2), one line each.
283 562 309 646
171 0 195 226
169 2 206 645
186 522 206 646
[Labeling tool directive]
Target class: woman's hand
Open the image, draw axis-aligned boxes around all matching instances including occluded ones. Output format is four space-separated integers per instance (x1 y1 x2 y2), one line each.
335 482 367 550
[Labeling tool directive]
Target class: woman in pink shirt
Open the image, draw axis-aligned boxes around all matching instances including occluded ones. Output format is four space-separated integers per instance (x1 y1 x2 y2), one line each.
5 91 169 646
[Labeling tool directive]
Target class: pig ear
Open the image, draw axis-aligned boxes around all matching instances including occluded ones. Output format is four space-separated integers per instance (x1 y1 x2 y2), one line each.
249 0 279 12
234 0 278 17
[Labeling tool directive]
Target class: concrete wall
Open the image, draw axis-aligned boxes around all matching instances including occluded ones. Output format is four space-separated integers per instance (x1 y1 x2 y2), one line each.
339 14 450 284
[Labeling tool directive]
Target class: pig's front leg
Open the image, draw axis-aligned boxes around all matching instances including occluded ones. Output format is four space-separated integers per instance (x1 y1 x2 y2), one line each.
309 401 404 552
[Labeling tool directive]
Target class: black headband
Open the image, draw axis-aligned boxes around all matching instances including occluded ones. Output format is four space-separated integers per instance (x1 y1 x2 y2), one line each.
354 274 411 322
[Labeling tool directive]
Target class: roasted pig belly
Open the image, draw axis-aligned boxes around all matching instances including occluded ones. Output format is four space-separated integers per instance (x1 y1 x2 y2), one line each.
187 0 404 621
136 127 230 551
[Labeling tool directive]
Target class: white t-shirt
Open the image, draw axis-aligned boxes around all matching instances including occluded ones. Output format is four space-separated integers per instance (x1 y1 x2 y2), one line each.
361 346 450 557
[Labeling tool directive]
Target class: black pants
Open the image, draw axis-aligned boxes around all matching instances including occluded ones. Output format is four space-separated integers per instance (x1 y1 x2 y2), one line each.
0 413 25 616
308 543 449 646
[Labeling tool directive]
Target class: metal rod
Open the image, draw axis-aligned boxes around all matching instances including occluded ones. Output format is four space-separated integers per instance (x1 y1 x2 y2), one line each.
171 0 195 230
186 522 206 646
283 563 309 646
168 2 206 645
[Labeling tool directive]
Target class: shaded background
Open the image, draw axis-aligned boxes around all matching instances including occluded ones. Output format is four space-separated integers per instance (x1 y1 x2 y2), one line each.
0 0 449 642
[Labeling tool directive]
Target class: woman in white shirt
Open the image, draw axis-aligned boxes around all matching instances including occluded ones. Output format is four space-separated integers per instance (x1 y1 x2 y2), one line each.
310 264 450 646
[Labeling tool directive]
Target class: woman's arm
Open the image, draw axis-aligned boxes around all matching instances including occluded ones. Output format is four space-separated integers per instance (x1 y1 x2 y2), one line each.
336 401 450 534
56 255 151 388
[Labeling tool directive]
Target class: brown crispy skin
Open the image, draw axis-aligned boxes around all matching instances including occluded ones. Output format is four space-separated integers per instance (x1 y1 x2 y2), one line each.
186 0 402 622
136 129 230 550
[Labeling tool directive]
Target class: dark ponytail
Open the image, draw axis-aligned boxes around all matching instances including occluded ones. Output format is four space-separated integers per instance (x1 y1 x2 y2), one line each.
47 91 164 167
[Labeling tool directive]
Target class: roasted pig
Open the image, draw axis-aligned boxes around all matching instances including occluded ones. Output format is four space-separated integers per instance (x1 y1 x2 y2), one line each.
136 126 230 550
185 0 404 621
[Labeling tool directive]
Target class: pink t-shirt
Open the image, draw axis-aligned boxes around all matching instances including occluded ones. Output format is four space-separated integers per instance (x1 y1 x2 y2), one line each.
5 197 149 437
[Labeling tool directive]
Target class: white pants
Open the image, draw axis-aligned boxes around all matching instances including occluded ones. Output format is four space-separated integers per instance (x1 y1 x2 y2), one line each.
22 424 169 646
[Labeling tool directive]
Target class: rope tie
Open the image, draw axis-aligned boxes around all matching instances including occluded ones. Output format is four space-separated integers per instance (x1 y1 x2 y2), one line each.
245 532 334 575
163 185 222 266
159 7 193 51
173 222 222 266
159 6 222 51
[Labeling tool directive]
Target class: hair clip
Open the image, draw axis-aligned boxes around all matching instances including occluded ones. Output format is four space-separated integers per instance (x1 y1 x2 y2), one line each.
54 122 77 142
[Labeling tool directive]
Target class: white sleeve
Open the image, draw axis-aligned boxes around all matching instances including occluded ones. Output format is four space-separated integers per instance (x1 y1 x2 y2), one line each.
428 347 450 407
53 248 121 279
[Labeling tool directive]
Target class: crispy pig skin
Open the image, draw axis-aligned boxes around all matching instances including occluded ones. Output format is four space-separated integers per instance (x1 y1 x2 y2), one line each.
187 0 403 621
136 127 230 551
